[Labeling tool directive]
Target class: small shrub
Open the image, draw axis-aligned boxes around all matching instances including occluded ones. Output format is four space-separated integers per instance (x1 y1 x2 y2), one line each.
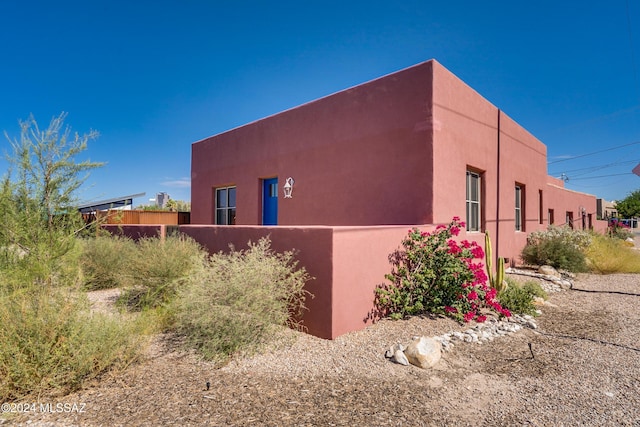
497 278 547 317
521 226 590 272
586 233 640 274
171 237 312 363
0 286 145 400
521 281 548 300
608 219 634 240
526 225 592 251
80 235 137 290
118 233 206 310
376 218 511 323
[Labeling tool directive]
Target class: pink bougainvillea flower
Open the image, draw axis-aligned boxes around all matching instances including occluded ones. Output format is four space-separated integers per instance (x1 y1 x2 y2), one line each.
459 221 466 228
450 225 460 236
463 311 476 322
471 246 485 259
447 239 462 255
476 315 487 323
461 239 472 248
467 290 478 300
502 308 512 317
436 224 446 230
452 216 460 222
444 306 458 314
485 288 497 300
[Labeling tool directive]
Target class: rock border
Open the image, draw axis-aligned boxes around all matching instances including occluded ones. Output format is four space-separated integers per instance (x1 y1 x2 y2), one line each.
385 265 573 368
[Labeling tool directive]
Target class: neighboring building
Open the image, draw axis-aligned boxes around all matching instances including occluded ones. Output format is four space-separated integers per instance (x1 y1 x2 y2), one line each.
156 192 170 209
596 198 617 220
191 59 606 264
78 193 146 214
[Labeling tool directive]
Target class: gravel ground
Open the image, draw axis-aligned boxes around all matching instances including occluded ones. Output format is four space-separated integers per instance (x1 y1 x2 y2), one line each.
4 273 640 426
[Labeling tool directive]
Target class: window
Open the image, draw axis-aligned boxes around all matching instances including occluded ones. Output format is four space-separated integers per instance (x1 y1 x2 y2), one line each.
215 186 236 225
515 184 523 231
466 170 481 232
548 209 554 225
566 211 574 229
538 190 543 225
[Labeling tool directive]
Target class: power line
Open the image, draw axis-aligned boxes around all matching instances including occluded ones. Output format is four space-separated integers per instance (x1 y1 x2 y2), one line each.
569 173 635 181
549 158 640 176
547 141 640 165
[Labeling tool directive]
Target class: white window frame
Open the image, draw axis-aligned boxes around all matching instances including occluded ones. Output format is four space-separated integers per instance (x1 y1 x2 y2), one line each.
466 170 481 232
515 184 523 231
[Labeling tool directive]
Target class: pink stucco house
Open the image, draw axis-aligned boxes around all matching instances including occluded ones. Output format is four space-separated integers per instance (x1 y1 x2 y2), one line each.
185 59 605 338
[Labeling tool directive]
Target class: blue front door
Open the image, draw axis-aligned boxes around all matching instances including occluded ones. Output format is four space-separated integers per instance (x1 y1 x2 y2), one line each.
262 177 278 225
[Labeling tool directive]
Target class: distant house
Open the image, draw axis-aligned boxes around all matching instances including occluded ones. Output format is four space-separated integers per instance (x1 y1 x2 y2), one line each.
78 193 146 214
597 198 617 220
191 59 606 264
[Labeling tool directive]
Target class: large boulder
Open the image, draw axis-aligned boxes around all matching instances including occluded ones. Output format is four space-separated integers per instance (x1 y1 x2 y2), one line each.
538 265 560 278
404 336 442 369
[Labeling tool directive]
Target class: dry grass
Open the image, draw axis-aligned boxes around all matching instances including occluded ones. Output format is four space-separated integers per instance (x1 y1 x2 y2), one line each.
586 234 640 274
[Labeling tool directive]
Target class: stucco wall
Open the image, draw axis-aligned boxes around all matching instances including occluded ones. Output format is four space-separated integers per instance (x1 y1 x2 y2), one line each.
546 183 607 233
330 225 425 337
178 225 335 339
191 62 436 226
103 223 491 339
428 61 601 263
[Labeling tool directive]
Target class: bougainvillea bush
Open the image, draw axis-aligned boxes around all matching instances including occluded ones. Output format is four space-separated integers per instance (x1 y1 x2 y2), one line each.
375 218 511 323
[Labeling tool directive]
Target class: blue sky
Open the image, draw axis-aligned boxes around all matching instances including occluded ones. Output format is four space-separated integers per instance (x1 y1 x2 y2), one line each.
0 1 639 205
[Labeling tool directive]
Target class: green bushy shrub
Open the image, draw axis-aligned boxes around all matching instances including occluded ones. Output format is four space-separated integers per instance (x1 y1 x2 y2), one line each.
80 235 137 290
118 233 206 310
171 237 312 363
521 226 590 272
0 286 145 400
497 279 547 317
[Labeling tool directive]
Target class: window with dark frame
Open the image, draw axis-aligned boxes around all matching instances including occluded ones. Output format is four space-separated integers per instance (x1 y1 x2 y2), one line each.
466 170 481 232
215 186 236 225
538 190 543 225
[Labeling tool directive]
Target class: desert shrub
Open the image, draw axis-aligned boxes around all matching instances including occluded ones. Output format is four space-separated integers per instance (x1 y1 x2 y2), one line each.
118 233 206 310
0 286 146 400
608 219 634 240
586 233 640 274
171 237 312 363
497 278 547 317
521 280 548 300
375 218 511 323
0 236 84 293
80 235 137 290
521 226 590 272
526 225 592 251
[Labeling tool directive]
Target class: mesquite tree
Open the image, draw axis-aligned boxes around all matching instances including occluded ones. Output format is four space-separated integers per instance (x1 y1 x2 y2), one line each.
0 113 104 284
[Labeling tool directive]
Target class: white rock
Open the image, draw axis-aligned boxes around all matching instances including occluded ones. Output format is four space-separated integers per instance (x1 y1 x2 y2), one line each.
392 349 409 366
385 343 405 359
404 336 442 369
538 265 560 277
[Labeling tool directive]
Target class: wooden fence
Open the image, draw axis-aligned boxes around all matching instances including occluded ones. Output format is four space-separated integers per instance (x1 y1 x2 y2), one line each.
96 210 190 225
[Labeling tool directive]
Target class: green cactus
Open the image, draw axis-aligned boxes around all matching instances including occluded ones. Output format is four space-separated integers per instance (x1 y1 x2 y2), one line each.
485 231 507 293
